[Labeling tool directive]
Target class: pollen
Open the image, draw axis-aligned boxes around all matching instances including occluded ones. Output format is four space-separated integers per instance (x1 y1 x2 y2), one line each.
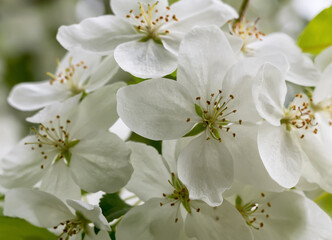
125 1 178 41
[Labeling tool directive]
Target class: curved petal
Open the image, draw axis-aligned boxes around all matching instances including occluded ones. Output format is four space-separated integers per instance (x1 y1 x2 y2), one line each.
111 0 168 18
257 122 302 188
72 82 125 138
57 15 139 54
126 142 173 202
86 54 119 92
249 33 320 86
227 124 284 192
0 136 51 189
117 78 197 140
177 26 236 99
67 200 110 231
70 131 132 193
7 81 71 111
4 188 74 228
315 45 332 72
114 40 177 78
40 160 81 201
252 63 286 126
116 198 183 240
178 134 234 206
168 0 237 31
313 63 332 104
185 200 253 240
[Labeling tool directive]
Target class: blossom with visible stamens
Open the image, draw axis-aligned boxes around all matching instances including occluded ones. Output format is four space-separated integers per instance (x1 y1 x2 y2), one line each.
224 182 332 240
57 0 238 78
8 51 119 111
117 26 264 205
116 140 253 240
227 17 320 86
4 189 111 240
0 83 133 200
253 62 324 189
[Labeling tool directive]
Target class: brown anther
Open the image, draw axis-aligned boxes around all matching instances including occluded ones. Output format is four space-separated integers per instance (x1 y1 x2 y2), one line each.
300 134 304 139
175 218 178 223
53 226 58 229
56 115 60 119
206 137 210 140
196 97 201 100
206 101 211 105
232 133 236 137
313 128 318 134
165 30 170 34
186 118 190 122
267 202 271 207
230 95 234 99
160 202 163 206
41 165 44 169
233 110 237 113
44 156 47 159
31 147 35 150
83 65 88 69
261 193 265 197
218 138 222 142
38 144 42 148
196 208 200 212
166 6 170 10
171 203 175 206
226 128 230 132
261 209 265 213
260 222 264 228
216 216 220 221
266 214 270 218
239 120 242 124
211 93 215 97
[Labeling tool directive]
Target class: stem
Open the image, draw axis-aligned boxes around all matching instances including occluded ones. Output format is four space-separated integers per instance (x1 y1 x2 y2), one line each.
235 0 250 25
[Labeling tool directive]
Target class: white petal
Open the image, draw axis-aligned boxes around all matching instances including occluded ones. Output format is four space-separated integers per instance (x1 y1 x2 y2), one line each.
40 160 81 201
70 131 132 193
116 198 183 240
26 94 81 124
185 200 253 240
125 142 173 202
178 134 233 206
86 54 120 92
85 229 111 240
57 15 139 54
227 124 284 192
253 63 286 126
4 188 74 228
225 32 244 54
67 200 110 231
249 33 320 86
162 138 193 174
117 78 197 140
177 26 236 98
72 82 125 138
114 40 177 78
315 45 332 72
257 122 302 188
169 0 237 30
0 136 50 189
7 81 71 111
111 0 168 18
313 63 332 104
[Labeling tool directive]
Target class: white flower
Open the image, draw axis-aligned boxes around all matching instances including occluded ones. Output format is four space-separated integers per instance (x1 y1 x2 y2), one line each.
253 63 319 188
116 140 253 240
117 26 287 205
8 51 119 111
57 0 237 78
315 45 332 72
0 83 133 200
224 182 332 240
227 18 320 86
4 188 111 240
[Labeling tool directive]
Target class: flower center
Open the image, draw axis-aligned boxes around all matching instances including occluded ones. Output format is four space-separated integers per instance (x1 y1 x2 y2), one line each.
125 1 178 41
24 115 80 169
47 57 88 95
160 173 200 222
53 212 88 240
188 90 240 142
281 94 318 138
235 193 271 230
229 18 265 54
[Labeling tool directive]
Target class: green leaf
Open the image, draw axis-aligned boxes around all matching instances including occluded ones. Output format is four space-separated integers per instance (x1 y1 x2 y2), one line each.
297 5 332 55
183 122 206 137
0 216 57 240
99 193 132 222
195 104 203 118
169 0 180 4
164 69 177 80
315 192 332 218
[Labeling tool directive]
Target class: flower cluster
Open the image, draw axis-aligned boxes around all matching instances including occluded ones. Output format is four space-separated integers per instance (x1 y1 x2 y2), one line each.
2 0 332 239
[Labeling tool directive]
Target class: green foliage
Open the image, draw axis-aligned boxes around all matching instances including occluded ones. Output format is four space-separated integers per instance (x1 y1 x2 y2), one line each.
169 0 180 5
183 123 206 137
315 192 332 218
129 132 162 154
99 193 132 222
0 216 57 240
297 5 332 55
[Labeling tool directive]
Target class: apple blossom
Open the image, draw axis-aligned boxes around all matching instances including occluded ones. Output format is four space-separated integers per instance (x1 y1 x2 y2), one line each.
57 0 237 78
